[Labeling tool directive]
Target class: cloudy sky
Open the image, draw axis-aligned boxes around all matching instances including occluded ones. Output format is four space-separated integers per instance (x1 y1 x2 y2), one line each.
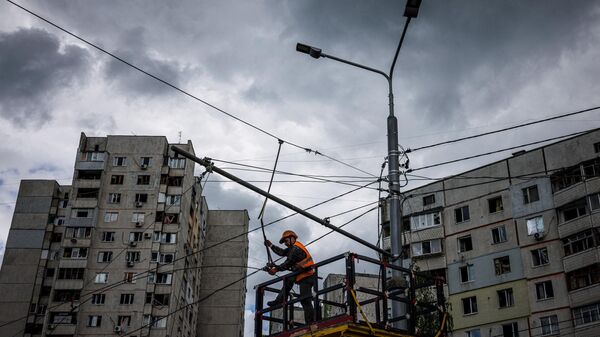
1 0 600 335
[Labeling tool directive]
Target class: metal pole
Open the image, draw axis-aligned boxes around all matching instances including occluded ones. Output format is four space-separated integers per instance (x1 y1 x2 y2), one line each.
171 146 391 257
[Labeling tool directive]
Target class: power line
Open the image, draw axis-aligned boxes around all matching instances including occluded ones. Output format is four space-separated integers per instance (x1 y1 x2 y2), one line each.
5 0 377 178
406 106 600 152
408 130 587 172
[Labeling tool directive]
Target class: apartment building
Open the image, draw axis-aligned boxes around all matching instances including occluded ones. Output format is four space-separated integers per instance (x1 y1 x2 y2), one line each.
380 128 600 337
0 132 249 337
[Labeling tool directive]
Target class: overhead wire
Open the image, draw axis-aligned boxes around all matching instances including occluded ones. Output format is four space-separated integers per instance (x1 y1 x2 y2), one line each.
408 130 588 172
406 106 600 152
5 0 377 179
258 140 284 265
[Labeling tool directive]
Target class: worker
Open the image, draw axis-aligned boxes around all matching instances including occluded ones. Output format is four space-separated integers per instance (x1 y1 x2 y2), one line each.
264 230 316 324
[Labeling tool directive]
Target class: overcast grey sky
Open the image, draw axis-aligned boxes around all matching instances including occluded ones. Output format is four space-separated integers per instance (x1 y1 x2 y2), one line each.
1 1 600 335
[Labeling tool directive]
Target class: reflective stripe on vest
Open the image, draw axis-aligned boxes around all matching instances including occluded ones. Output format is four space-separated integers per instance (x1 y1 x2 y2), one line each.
293 241 315 282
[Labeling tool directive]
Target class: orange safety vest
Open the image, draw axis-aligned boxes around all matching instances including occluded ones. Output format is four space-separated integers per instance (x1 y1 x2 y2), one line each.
293 241 315 282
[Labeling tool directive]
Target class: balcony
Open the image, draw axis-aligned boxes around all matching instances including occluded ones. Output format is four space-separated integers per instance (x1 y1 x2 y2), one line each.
46 324 76 335
59 259 88 269
558 216 592 238
563 248 599 273
75 160 105 171
54 279 84 290
74 179 101 189
554 182 586 208
382 236 391 250
569 282 600 307
71 198 98 209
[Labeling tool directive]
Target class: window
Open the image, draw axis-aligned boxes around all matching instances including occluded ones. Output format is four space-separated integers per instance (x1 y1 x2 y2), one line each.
137 175 150 185
132 212 145 222
410 212 441 230
45 268 55 278
160 233 177 244
159 253 175 264
71 209 93 218
104 212 118 222
531 247 549 266
82 151 104 162
168 157 186 168
87 315 102 327
153 294 170 306
126 251 140 262
163 213 179 224
458 236 473 252
51 233 62 242
460 264 474 283
561 200 587 222
63 247 88 259
492 226 508 244
55 216 65 225
502 322 519 337
76 188 99 198
57 268 85 280
101 231 115 242
113 156 127 166
151 252 158 262
78 170 102 180
94 272 108 284
97 251 113 263
140 156 152 166
527 216 544 235
148 272 173 284
536 280 554 300
523 185 540 204
167 176 183 186
455 206 470 223
567 264 600 291
123 272 137 283
120 293 135 305
462 296 478 315
423 194 435 206
494 256 511 275
595 142 600 153
50 312 76 324
551 165 583 191
91 293 105 305
466 329 481 337
563 229 598 256
498 288 514 308
158 192 166 203
573 302 600 326
65 227 92 239
540 315 559 335
135 193 148 203
583 159 600 178
129 232 143 242
53 290 81 302
117 315 131 327
110 175 124 184
108 193 121 204
590 193 600 211
488 196 504 213
411 239 442 256
166 194 181 205
144 314 168 328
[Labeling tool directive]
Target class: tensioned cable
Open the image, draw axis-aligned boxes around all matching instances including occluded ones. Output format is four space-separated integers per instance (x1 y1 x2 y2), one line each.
258 140 283 264
5 0 377 178
407 106 600 152
409 130 587 172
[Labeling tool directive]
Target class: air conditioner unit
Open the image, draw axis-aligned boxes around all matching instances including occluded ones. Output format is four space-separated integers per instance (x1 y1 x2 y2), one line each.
534 232 545 241
70 238 77 243
135 222 142 227
114 326 122 332
135 202 143 208
144 233 152 239
140 164 148 170
129 241 137 247
127 261 135 267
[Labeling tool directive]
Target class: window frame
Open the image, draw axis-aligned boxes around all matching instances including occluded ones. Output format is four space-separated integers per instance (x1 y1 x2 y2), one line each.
454 205 470 223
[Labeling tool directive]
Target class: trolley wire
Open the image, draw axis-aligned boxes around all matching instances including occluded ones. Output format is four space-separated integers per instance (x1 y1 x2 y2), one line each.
406 106 600 152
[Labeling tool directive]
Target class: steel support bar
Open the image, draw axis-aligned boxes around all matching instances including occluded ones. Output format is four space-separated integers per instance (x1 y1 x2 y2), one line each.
172 146 391 256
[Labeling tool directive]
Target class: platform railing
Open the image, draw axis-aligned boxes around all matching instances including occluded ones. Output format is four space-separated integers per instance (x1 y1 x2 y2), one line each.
254 252 446 337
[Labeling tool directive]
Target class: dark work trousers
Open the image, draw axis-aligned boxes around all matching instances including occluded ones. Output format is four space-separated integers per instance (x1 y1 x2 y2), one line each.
275 274 316 324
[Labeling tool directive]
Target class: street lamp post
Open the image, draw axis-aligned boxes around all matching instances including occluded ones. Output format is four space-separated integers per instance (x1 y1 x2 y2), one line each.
296 0 421 329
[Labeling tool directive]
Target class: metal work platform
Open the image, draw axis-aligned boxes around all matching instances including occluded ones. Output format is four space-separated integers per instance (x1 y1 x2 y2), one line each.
254 252 447 337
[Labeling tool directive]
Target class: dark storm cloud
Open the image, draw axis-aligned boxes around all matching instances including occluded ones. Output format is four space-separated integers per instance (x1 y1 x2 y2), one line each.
0 28 90 126
103 27 183 96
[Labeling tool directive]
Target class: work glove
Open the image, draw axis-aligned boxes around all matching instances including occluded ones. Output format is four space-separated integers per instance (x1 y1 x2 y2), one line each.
268 267 277 275
264 240 272 247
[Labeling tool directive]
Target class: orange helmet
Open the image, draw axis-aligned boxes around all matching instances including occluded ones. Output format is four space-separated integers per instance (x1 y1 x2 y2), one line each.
279 230 298 244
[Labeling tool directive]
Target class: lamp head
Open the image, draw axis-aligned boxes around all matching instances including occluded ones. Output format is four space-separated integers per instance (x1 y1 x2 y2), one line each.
296 43 322 59
404 0 422 18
